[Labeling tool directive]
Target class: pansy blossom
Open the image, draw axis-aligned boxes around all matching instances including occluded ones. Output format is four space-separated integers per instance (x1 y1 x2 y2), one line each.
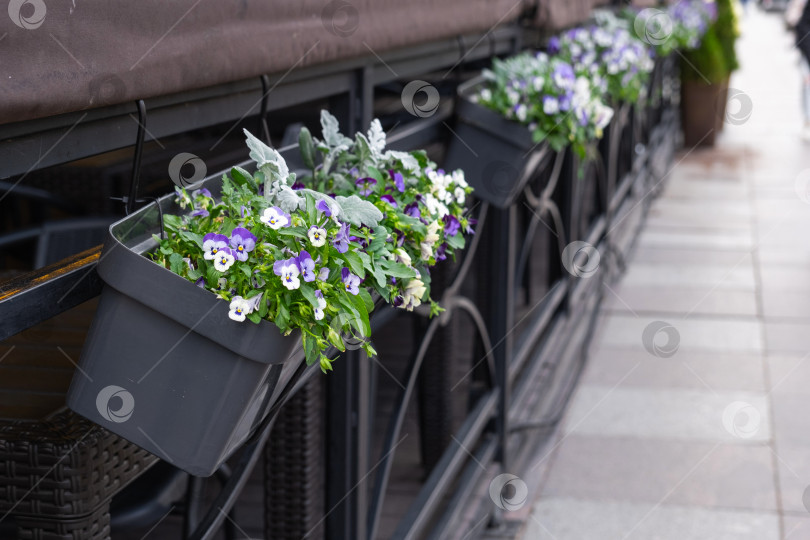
355 177 377 196
229 227 257 262
380 194 398 208
316 199 333 217
228 296 252 322
341 267 361 295
313 290 327 321
308 226 327 247
261 206 290 229
213 248 236 272
273 258 301 290
332 222 350 253
390 170 405 192
443 215 460 237
203 233 229 260
296 250 316 282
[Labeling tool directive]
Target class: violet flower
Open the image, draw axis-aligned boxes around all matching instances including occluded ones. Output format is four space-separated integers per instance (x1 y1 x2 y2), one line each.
435 243 448 262
390 170 405 193
332 221 350 253
191 208 209 217
380 194 398 208
316 199 333 217
273 258 301 290
443 215 460 237
355 177 377 196
291 181 305 190
296 250 317 282
229 227 257 262
203 233 229 260
404 203 421 218
341 267 361 296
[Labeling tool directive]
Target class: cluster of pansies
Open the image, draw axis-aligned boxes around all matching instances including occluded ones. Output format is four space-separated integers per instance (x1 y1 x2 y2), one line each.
619 0 717 56
550 25 655 104
667 0 717 50
292 111 473 313
472 2 715 158
474 52 614 158
153 113 472 373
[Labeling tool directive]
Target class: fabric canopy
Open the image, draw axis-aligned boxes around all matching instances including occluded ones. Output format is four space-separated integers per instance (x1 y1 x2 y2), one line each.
0 0 598 125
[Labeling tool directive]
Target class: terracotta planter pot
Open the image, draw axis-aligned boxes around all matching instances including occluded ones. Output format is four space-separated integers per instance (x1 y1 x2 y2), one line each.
680 79 721 147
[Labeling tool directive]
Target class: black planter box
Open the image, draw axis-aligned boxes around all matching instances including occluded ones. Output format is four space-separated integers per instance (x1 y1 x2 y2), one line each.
67 179 301 477
445 76 555 209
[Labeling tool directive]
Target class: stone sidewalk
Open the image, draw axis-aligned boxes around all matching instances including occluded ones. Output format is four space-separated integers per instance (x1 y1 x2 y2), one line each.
518 8 810 539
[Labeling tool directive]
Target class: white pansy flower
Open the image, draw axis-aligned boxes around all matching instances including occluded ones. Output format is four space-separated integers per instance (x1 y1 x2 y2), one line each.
228 296 252 322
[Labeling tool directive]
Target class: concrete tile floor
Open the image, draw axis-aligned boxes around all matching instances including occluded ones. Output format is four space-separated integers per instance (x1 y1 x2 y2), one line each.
518 8 810 539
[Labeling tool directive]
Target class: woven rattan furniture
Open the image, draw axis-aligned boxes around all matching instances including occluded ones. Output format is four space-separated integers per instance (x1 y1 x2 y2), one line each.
0 408 157 540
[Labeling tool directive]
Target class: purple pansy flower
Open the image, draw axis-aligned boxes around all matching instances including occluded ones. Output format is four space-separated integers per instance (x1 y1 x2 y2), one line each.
203 233 229 260
229 227 257 262
240 205 250 218
435 243 448 262
192 188 212 199
443 215 460 237
404 203 421 218
393 295 404 308
559 93 572 112
332 222 350 253
390 170 405 193
341 267 361 296
194 276 206 288
548 36 561 54
355 177 377 196
273 257 301 290
296 250 317 282
465 218 477 235
191 208 209 217
552 63 575 89
380 194 398 208
291 181 305 190
316 199 333 217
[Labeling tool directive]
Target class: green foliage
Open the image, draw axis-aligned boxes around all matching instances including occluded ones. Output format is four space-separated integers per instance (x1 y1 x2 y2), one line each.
714 0 739 74
681 27 728 83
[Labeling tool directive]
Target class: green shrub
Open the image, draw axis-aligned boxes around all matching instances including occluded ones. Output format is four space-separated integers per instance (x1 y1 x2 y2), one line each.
680 26 728 84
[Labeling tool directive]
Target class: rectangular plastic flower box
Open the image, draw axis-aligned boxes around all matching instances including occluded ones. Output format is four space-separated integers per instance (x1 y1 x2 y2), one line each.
445 76 556 209
67 177 301 477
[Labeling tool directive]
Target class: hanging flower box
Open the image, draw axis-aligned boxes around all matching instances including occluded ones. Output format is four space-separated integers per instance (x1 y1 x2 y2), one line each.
67 112 473 476
446 51 614 209
67 184 302 476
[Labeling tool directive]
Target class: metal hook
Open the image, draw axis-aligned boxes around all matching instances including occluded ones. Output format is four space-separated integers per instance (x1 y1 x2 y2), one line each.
125 99 147 215
258 75 271 144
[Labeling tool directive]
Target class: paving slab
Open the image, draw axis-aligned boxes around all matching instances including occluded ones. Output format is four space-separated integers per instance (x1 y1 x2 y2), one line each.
561 386 771 443
521 498 779 540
